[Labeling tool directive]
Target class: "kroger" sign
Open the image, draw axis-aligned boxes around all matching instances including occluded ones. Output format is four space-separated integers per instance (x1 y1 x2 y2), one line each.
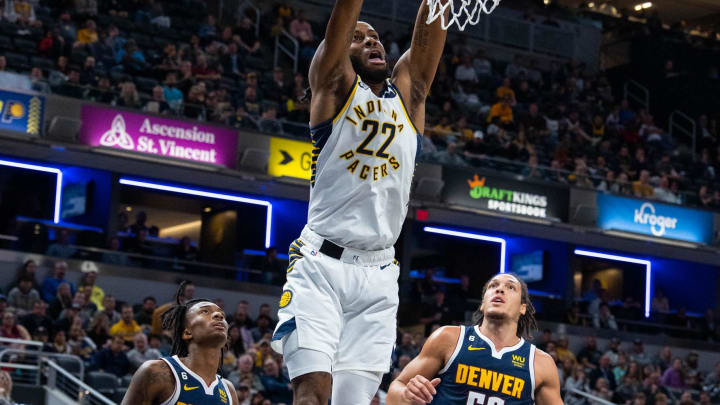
597 194 713 244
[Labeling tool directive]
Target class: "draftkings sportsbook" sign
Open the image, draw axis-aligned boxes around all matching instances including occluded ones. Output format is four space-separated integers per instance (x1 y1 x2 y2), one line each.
442 168 569 221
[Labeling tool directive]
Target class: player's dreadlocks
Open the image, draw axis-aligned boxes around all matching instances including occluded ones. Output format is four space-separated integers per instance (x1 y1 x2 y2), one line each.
161 281 227 373
472 274 538 340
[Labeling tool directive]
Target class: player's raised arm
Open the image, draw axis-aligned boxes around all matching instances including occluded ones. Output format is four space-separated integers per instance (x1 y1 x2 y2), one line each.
387 326 460 404
391 0 449 133
534 350 564 405
308 0 364 124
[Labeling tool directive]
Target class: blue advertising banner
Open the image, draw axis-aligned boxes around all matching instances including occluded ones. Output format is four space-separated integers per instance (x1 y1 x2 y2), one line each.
596 193 714 244
0 89 44 136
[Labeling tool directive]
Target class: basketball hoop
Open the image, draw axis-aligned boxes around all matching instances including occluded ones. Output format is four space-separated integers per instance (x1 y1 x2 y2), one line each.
426 0 501 31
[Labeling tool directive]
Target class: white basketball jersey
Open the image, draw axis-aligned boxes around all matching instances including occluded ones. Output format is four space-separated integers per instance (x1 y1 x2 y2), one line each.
307 75 421 251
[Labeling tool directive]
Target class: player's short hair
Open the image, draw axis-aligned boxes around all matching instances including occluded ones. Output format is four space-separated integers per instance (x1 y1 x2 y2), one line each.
472 274 537 339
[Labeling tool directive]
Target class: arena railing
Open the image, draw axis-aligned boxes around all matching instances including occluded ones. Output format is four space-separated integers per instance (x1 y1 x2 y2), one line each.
566 388 617 405
44 358 115 405
0 347 85 385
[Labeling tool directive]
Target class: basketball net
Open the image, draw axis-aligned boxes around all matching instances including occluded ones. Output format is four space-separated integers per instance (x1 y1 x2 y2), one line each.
425 0 501 31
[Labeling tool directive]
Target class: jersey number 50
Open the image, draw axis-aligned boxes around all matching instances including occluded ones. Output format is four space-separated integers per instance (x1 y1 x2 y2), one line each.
467 392 505 405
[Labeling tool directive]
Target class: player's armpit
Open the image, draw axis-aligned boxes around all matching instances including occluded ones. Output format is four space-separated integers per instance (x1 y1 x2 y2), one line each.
387 326 461 405
533 349 564 405
308 0 364 92
121 360 174 405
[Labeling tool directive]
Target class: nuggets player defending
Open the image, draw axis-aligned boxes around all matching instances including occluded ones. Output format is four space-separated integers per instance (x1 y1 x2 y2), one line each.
387 274 563 405
122 283 239 405
270 0 448 404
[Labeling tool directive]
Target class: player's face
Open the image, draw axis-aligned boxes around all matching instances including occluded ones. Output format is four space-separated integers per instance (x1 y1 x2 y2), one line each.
481 274 526 322
184 302 228 347
349 22 388 83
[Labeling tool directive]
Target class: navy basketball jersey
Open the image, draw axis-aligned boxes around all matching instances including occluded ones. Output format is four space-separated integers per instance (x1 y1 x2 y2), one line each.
160 355 233 405
431 326 536 405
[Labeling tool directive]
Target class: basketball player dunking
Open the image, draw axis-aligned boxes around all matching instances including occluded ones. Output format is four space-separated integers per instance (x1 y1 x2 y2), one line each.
122 282 239 405
387 274 563 405
270 1 448 404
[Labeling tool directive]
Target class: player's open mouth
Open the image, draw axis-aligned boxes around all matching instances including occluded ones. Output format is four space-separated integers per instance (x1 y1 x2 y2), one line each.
212 322 227 330
491 296 505 303
368 50 384 65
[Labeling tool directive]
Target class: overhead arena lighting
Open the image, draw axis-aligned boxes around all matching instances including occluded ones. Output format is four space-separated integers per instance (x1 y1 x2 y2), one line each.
0 158 62 223
574 249 652 318
634 2 652 11
118 178 273 248
423 226 506 274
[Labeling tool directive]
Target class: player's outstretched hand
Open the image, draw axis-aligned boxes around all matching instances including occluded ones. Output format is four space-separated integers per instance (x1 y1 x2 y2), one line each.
402 375 441 404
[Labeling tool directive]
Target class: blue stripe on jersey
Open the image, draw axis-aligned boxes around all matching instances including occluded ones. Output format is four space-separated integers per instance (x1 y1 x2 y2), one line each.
431 326 535 405
163 356 231 405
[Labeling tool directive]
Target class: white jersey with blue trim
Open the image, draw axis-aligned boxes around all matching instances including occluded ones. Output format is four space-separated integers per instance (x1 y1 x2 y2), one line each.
307 75 421 251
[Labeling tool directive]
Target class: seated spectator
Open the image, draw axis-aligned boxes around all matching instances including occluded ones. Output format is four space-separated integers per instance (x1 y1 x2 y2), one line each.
651 289 670 313
87 76 116 104
53 301 82 334
144 85 171 115
395 333 419 360
653 175 680 204
54 69 85 99
593 303 618 330
99 295 121 326
455 56 478 91
116 39 147 74
75 19 99 48
472 49 492 77
487 95 514 125
0 370 13 404
87 311 111 348
110 304 141 344
41 261 75 303
7 276 40 316
228 353 264 393
258 105 284 135
4 0 37 26
192 54 220 81
116 81 141 109
29 67 50 93
432 143 469 167
162 72 184 113
126 333 161 371
221 43 244 78
555 336 577 365
699 185 713 207
250 315 273 342
590 377 613 403
198 15 217 39
6 260 39 294
0 310 31 341
68 320 95 361
237 17 260 55
57 12 77 43
564 366 589 405
45 230 77 259
78 268 104 311
629 339 651 365
19 301 51 336
632 170 654 198
92 335 130 377
259 357 292 403
661 358 685 388
74 0 98 16
577 336 602 367
134 296 156 328
99 237 128 266
47 329 71 354
174 236 198 262
125 228 154 258
590 355 617 389
496 77 516 103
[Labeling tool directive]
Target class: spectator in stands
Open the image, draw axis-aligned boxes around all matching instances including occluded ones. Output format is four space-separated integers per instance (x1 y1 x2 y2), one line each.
661 358 685 388
564 366 589 405
192 54 220 82
87 75 116 104
68 320 94 361
92 335 130 377
577 336 601 367
0 310 30 341
630 339 651 365
116 81 141 109
651 289 670 313
55 69 85 99
4 0 37 26
7 259 39 293
42 261 75 303
87 311 111 348
29 66 50 93
144 85 170 115
632 170 654 198
78 268 104 311
98 294 120 326
74 0 98 16
198 15 217 40
0 370 13 405
116 39 147 74
228 353 264 393
134 296 156 329
420 290 452 336
75 19 99 50
7 275 40 315
260 246 284 285
257 304 276 327
237 17 260 56
257 105 283 135
57 12 77 44
593 303 618 330
432 142 469 167
260 357 292 403
126 333 161 371
47 329 71 354
603 337 621 366
110 304 140 344
45 230 77 259
162 72 184 113
47 281 72 320
472 49 492 78
19 300 51 336
591 377 613 403
221 42 244 78
395 332 419 360
264 67 291 105
487 95 514 126
73 290 95 326
250 314 273 343
590 355 617 390
289 11 315 60
455 56 478 92
555 336 577 365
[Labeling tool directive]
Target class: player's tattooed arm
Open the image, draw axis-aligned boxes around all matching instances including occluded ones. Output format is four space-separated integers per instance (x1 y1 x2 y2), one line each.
534 350 564 405
121 360 175 405
387 326 461 405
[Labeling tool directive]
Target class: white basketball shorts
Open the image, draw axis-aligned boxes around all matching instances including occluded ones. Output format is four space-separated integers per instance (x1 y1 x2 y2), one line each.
271 225 399 379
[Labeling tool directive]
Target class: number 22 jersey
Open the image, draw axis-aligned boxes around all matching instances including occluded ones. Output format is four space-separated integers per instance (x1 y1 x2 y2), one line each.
307 75 421 251
431 326 537 405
